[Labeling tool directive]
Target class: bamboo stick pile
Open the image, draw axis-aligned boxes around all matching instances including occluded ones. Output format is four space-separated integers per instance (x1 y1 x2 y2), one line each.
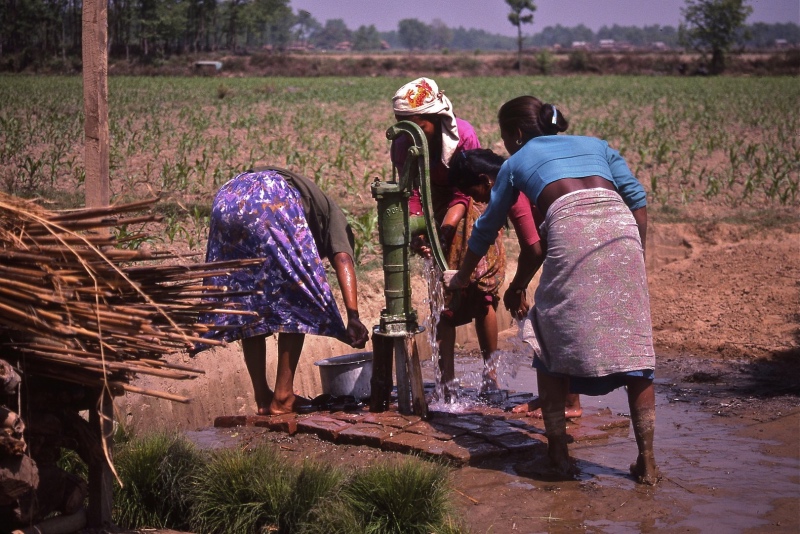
0 193 259 403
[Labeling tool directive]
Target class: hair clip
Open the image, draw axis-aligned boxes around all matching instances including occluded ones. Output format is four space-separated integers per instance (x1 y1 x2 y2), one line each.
551 105 558 125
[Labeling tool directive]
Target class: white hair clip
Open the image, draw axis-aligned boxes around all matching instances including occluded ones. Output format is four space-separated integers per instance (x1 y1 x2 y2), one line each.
551 105 558 125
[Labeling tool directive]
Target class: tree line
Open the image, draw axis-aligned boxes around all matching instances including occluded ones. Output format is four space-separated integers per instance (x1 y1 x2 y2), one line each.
1 0 798 71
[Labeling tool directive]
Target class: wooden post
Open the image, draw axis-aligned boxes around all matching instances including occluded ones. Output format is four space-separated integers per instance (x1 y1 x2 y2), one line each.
407 338 429 419
369 332 393 412
82 0 112 525
82 0 110 210
87 388 114 527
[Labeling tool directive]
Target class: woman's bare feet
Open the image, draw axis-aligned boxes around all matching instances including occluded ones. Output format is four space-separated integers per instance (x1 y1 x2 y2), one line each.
267 393 315 415
255 393 274 416
511 394 583 419
630 453 661 485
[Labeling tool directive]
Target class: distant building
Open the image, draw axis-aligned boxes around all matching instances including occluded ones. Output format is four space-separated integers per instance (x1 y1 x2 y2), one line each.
334 41 352 51
598 39 615 50
571 41 589 49
775 39 789 48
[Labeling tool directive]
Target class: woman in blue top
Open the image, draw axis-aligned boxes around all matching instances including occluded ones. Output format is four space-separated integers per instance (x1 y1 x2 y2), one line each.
445 95 659 485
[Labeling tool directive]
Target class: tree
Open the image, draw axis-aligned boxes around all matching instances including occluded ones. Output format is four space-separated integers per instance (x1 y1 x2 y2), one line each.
398 18 431 51
352 24 382 51
294 9 320 46
430 19 453 50
312 19 352 49
679 0 753 73
506 0 536 70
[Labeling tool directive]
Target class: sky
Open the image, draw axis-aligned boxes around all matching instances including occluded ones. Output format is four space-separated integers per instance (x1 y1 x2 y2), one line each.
289 0 800 36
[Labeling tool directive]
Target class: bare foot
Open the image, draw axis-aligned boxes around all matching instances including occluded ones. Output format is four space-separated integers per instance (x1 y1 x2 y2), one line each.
517 454 579 481
510 398 583 419
546 434 576 476
630 453 661 485
267 393 315 415
255 394 274 416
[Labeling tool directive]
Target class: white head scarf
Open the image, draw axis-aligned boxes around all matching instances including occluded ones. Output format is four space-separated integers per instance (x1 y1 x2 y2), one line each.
392 77 460 168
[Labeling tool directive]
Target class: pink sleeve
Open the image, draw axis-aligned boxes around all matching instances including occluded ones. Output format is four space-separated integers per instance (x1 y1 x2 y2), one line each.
508 193 540 247
455 118 481 151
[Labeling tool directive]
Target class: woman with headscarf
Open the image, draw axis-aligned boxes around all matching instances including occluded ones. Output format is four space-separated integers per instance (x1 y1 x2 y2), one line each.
390 78 541 398
445 96 659 485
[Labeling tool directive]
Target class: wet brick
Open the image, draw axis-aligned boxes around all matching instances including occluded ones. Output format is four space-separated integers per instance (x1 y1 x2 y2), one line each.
468 420 522 440
327 411 364 424
566 424 608 442
296 415 351 441
581 410 631 431
444 434 506 465
484 429 545 453
404 421 467 440
382 431 431 455
253 413 298 435
337 423 390 447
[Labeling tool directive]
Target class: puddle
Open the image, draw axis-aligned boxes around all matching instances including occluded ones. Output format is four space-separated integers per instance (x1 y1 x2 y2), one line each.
428 344 798 532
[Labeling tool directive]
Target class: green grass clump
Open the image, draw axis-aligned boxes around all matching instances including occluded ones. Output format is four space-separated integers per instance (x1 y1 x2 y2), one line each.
102 432 465 534
302 457 462 534
113 432 200 530
189 445 341 534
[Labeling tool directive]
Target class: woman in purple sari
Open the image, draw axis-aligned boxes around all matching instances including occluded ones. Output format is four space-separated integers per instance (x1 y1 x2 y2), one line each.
197 166 369 415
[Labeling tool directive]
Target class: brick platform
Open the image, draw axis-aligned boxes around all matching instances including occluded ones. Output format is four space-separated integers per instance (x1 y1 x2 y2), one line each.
213 398 631 466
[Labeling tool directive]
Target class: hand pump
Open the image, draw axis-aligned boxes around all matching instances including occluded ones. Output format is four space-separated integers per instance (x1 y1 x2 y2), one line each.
369 121 448 417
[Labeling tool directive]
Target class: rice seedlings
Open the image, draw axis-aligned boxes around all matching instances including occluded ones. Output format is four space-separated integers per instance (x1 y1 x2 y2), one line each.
336 457 458 534
113 432 200 530
189 445 340 534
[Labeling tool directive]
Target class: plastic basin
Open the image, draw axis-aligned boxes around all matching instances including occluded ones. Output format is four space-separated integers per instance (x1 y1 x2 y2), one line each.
314 352 373 400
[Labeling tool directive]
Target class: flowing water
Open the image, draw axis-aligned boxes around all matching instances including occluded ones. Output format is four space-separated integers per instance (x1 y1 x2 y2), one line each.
419 258 540 413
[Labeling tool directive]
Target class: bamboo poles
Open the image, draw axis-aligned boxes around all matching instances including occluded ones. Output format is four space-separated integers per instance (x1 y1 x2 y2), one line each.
0 193 259 403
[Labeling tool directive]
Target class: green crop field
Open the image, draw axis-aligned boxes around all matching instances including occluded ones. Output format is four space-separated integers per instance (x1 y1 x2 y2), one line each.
2 75 797 260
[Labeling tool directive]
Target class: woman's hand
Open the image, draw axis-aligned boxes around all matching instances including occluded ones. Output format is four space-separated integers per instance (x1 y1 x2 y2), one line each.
410 234 432 258
345 315 369 349
443 270 470 290
503 287 530 320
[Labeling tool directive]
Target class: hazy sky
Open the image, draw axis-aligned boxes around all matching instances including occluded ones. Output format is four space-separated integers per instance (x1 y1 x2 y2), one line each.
290 0 800 35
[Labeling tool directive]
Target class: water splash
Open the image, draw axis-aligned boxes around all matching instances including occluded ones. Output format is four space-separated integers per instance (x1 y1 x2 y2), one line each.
419 259 537 412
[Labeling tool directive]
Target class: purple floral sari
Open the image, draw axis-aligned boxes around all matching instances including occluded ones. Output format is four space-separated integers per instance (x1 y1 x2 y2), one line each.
196 170 346 349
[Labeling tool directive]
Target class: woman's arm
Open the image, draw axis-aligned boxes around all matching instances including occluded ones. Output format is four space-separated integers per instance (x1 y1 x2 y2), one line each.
331 252 369 348
631 206 647 259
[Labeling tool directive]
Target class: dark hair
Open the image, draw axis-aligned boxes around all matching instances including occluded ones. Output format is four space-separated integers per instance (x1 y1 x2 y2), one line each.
497 95 569 142
448 149 506 190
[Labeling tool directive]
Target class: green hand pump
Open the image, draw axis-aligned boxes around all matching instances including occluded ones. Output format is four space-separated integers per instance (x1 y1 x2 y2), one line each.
370 121 448 417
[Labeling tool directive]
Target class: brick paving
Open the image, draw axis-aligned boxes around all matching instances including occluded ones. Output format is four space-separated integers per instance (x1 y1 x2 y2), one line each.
214 392 631 466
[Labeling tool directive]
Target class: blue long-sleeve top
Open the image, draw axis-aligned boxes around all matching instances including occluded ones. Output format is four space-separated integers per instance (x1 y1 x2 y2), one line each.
468 135 647 256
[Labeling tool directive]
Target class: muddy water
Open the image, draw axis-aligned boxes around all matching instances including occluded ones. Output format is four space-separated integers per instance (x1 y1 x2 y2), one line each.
435 344 798 533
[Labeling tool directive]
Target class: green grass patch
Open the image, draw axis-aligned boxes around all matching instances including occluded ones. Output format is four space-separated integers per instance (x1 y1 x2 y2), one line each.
113 432 200 530
97 432 466 534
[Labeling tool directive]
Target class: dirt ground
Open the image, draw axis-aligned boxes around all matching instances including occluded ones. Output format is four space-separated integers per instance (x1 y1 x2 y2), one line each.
141 215 799 534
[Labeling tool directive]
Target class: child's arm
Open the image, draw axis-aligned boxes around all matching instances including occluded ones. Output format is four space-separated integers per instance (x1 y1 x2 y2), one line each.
439 203 467 256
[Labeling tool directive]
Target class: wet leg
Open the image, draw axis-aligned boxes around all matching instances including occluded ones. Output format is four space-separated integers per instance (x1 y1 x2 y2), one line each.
537 371 572 475
475 305 499 393
242 334 273 415
269 332 307 415
626 377 660 485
